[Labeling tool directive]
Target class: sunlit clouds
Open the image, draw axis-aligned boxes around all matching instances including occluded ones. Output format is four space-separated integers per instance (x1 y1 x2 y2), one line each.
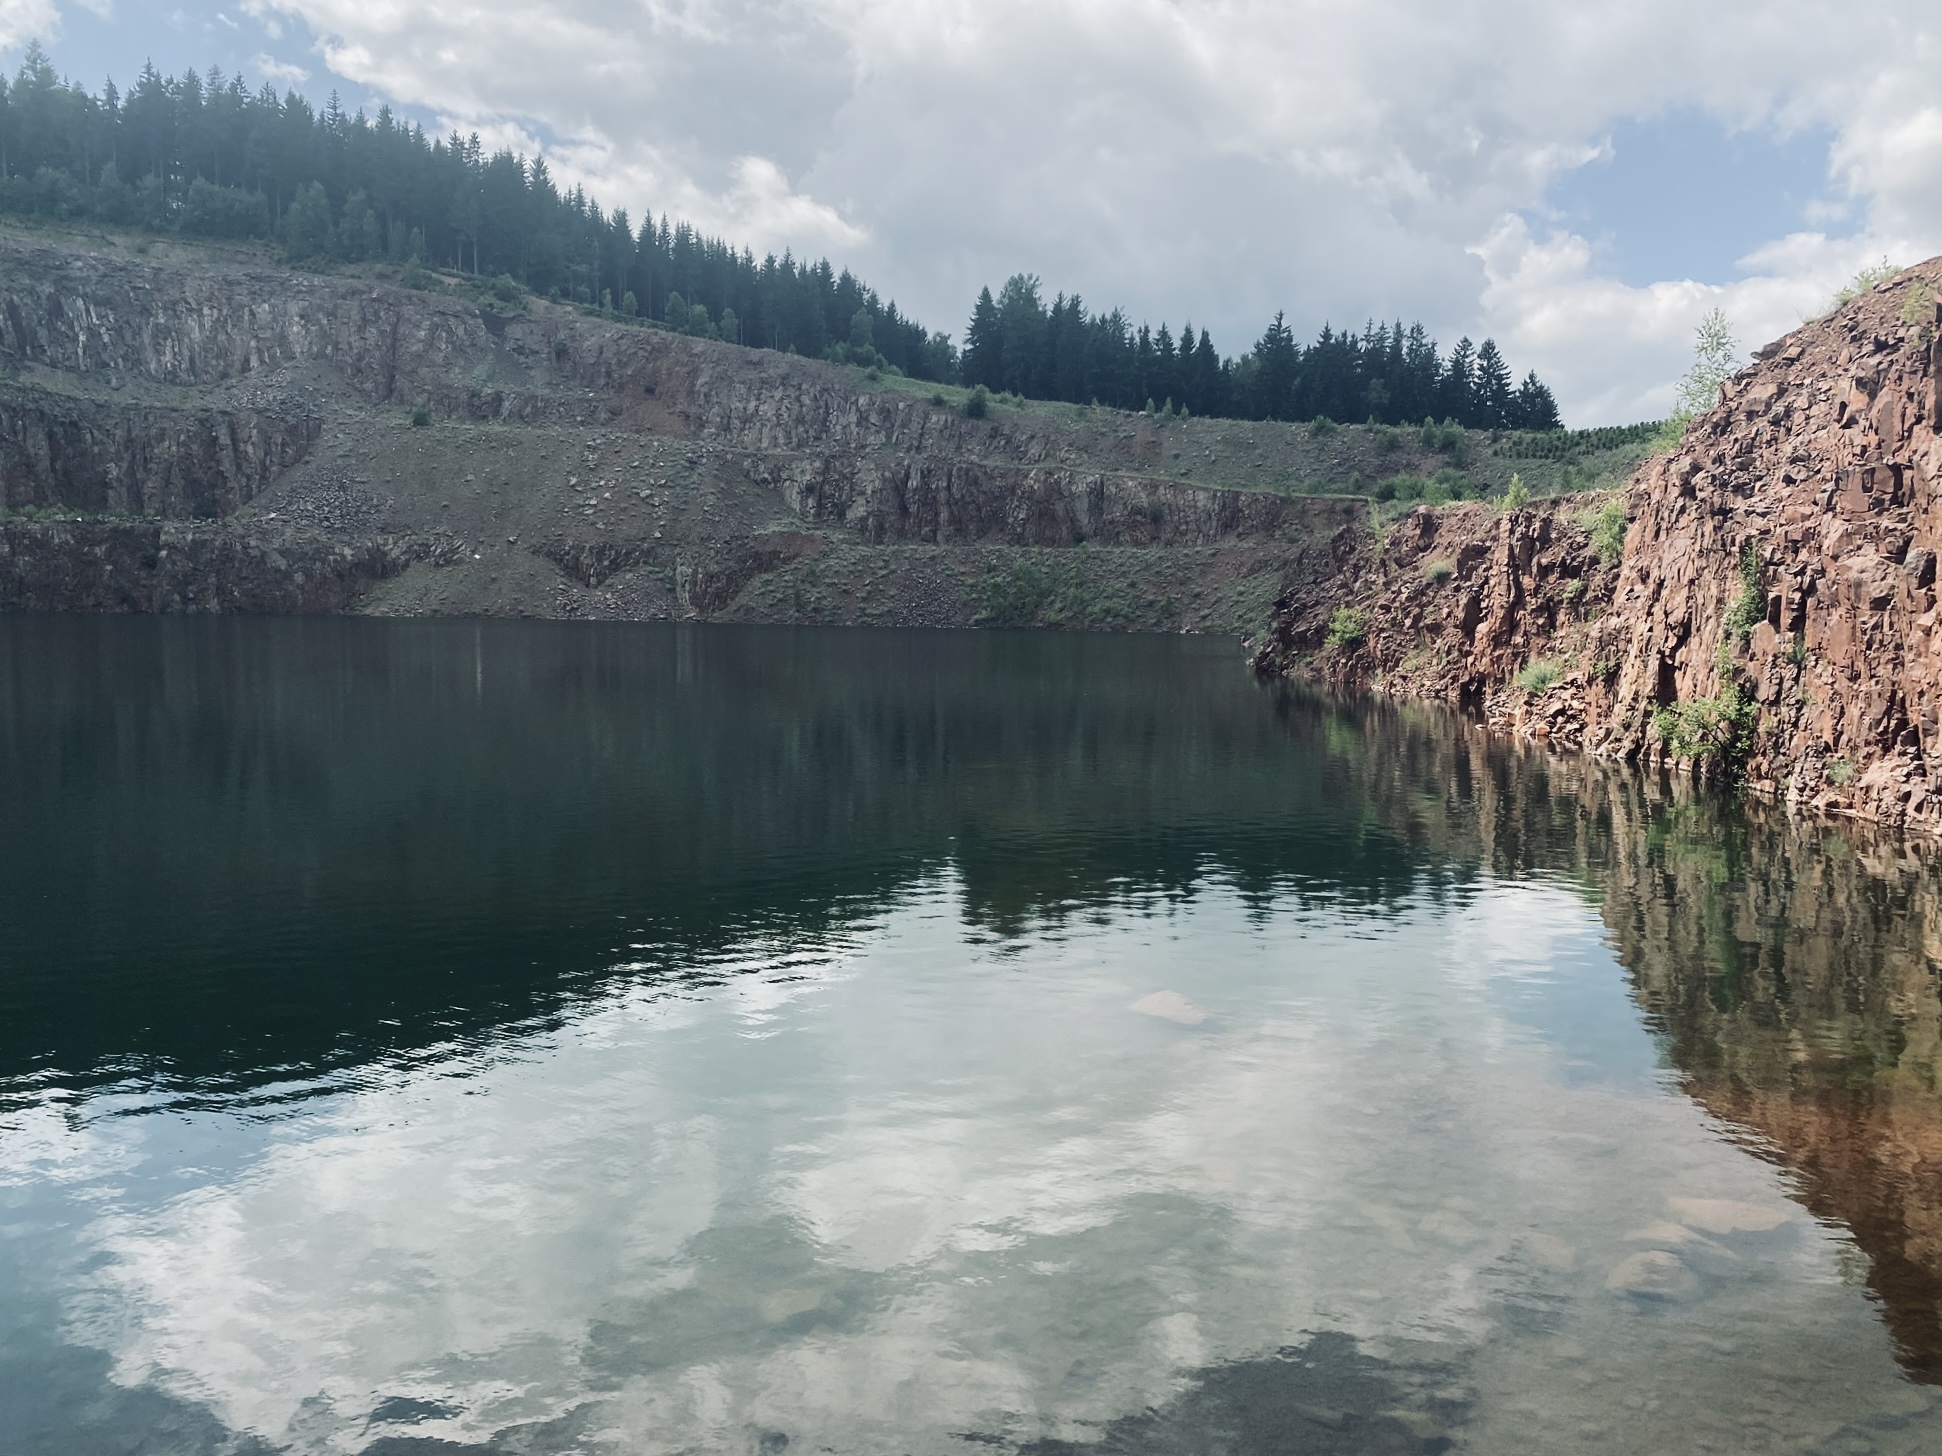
15 0 1942 421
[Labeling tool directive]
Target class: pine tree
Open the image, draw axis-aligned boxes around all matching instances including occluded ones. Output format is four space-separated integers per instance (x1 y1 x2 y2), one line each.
1510 372 1561 430
0 56 1583 414
1473 339 1513 428
1251 312 1298 421
964 286 1002 389
1440 337 1476 425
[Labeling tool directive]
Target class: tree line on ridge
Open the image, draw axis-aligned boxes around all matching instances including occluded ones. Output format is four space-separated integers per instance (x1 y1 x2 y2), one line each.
0 46 1559 430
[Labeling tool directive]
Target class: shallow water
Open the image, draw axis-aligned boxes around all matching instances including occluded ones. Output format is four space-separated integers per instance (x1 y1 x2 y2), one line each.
2 616 1940 1455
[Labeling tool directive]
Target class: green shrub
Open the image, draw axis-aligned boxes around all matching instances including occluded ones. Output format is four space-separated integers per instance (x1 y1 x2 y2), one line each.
1515 659 1564 695
1587 499 1627 563
410 402 432 427
280 180 334 262
1422 557 1455 582
1723 540 1765 645
1827 756 1857 787
929 391 948 407
964 385 990 419
1902 280 1936 346
1834 257 1899 309
1381 474 1424 503
1502 473 1531 511
491 273 521 303
1308 415 1337 439
1325 607 1368 651
1653 693 1755 766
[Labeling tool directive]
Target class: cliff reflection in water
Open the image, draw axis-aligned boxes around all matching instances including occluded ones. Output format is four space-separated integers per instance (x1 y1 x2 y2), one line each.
1601 795 1942 1382
1322 694 1942 1386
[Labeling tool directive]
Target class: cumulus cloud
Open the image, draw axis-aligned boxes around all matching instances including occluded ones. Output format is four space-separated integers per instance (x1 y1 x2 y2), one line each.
56 2 1942 418
0 0 61 51
1473 218 1887 425
246 50 306 87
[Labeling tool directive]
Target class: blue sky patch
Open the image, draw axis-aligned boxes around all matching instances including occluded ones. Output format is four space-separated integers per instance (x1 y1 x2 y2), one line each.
1536 110 1842 286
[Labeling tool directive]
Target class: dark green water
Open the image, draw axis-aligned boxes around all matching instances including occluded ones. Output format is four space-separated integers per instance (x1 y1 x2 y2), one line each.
3 616 1941 1455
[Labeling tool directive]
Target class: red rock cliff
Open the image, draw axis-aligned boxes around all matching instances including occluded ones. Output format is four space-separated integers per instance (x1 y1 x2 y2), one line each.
1255 258 1942 834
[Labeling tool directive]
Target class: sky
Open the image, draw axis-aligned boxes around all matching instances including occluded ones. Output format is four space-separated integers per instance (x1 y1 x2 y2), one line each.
4 1 1942 426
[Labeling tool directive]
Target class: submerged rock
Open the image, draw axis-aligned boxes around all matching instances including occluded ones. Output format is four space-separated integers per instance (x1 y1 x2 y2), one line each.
1131 990 1207 1025
1667 1197 1793 1236
1520 1232 1578 1271
1605 1249 1700 1301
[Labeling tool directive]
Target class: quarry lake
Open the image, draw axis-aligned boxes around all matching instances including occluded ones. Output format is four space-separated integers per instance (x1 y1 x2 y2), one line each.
4 616 1942 1456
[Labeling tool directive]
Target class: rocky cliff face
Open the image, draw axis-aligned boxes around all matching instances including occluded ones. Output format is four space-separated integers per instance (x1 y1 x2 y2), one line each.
1256 257 1942 835
0 382 319 518
1586 263 1942 830
0 229 1374 631
0 519 413 612
1250 501 1617 744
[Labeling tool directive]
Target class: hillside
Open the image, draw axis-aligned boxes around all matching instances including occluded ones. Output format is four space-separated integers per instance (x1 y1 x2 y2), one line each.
0 222 1638 635
1255 256 1942 834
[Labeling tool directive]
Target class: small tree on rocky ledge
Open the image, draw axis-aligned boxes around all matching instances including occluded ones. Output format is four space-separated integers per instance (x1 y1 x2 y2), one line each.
1671 308 1742 423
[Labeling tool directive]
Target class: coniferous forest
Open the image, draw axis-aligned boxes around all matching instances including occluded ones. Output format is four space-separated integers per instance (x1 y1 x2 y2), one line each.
0 48 1560 430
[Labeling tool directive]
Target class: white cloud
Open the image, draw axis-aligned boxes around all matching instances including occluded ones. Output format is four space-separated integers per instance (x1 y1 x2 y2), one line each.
0 0 61 52
106 3 1942 419
246 50 306 87
1473 217 1889 425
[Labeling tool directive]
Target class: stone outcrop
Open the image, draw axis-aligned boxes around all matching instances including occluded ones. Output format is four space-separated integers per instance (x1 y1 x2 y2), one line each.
1585 263 1942 830
0 519 413 613
0 231 1366 631
1250 501 1617 747
0 382 320 518
1256 257 1942 835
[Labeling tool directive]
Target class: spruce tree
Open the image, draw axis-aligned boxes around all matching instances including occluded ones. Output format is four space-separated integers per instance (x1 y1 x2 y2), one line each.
1473 339 1513 428
964 287 1002 389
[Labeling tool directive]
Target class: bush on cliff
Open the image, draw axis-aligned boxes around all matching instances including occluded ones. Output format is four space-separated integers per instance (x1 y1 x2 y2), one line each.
1325 607 1367 652
1515 659 1563 694
1587 499 1627 563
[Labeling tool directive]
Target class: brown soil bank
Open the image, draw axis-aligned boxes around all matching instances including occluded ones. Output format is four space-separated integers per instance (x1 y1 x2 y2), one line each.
1256 256 1942 834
